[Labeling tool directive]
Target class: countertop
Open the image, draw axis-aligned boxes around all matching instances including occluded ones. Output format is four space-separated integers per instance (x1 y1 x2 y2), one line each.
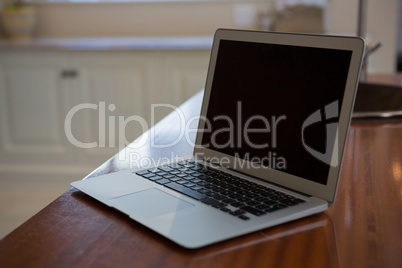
0 36 214 51
1 74 402 267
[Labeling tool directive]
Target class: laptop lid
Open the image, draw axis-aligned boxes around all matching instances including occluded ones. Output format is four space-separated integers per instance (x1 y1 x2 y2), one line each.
194 29 364 204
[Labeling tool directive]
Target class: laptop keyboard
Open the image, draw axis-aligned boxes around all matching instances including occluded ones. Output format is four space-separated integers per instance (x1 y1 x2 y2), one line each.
135 160 305 221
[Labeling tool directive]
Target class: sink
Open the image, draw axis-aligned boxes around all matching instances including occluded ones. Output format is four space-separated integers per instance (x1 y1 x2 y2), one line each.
353 82 402 119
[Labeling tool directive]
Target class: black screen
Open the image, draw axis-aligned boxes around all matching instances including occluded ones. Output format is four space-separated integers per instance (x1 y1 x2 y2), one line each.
201 40 352 185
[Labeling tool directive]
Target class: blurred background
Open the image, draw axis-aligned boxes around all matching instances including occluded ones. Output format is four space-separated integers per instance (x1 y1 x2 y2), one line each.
0 0 399 238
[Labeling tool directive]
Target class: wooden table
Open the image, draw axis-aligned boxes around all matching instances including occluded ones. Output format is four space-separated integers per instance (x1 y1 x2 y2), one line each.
1 75 402 268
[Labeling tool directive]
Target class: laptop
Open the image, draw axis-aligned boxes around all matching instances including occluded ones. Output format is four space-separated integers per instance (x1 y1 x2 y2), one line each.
71 29 364 248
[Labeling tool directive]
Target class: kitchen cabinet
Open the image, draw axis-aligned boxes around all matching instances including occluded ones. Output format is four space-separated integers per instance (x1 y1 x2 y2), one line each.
0 49 210 183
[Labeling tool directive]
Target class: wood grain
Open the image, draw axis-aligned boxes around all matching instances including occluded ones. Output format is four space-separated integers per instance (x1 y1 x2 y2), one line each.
1 76 401 268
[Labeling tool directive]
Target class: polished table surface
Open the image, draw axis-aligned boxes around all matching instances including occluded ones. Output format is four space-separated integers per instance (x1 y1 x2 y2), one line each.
1 74 402 268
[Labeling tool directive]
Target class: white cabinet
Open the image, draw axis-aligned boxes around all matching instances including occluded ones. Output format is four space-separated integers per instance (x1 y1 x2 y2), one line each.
69 52 157 163
0 49 210 183
0 52 70 165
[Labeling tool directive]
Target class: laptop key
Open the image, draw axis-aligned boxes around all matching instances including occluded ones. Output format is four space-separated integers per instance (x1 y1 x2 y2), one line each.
238 215 250 221
201 198 221 206
164 182 207 201
263 200 279 206
245 193 256 198
294 198 306 204
158 167 174 172
211 202 226 209
148 176 162 181
227 193 242 199
265 204 288 213
241 206 266 216
168 176 181 182
192 166 203 171
231 202 243 208
280 199 299 206
221 198 236 205
232 209 246 216
155 178 170 185
135 170 149 176
220 207 232 213
198 189 213 195
206 192 225 200
254 196 267 202
204 184 215 190
246 200 260 206
209 185 221 192
237 197 251 203
191 185 203 191
183 182 196 188
218 190 231 196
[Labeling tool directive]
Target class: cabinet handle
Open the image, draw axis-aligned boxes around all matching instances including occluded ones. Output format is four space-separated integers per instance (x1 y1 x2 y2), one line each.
61 70 78 78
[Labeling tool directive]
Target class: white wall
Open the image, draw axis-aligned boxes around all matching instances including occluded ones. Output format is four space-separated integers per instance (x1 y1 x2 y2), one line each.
327 0 398 73
0 0 398 70
31 1 266 37
21 0 398 73
366 0 398 73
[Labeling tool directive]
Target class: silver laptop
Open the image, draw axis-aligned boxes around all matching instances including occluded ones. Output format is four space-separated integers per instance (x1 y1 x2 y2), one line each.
72 29 364 248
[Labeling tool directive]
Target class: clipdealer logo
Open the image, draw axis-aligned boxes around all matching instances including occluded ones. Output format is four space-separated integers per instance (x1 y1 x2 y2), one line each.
64 100 340 168
301 101 339 167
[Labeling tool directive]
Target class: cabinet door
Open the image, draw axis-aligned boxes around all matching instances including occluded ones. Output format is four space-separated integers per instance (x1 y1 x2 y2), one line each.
0 51 71 166
0 49 211 181
70 52 157 163
144 50 210 137
164 50 210 106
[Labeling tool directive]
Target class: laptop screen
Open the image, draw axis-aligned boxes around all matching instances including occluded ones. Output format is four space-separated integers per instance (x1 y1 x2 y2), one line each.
200 39 352 185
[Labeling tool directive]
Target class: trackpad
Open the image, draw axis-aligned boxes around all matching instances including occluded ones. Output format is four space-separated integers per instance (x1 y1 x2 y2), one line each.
109 188 194 219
